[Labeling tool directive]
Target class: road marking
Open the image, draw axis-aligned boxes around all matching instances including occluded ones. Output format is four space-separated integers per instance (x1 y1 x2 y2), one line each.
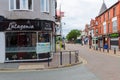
79 56 87 65
18 64 44 70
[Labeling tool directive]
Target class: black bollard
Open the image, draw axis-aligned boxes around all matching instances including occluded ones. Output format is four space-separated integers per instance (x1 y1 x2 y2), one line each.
99 47 101 51
114 48 116 54
60 52 63 65
103 48 104 52
107 48 109 53
48 53 50 67
89 45 91 49
69 51 71 64
75 52 78 63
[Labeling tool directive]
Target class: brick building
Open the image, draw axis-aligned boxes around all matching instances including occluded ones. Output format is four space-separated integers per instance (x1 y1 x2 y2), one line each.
94 0 120 50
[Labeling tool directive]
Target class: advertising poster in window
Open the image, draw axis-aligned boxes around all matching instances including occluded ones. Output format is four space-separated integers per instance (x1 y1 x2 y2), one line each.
36 42 51 54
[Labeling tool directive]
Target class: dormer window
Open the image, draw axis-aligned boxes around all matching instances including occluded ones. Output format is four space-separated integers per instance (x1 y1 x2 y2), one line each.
9 0 33 10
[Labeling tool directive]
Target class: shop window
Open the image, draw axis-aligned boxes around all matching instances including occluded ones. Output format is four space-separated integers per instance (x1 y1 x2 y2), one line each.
6 32 36 47
9 0 33 10
110 40 118 46
40 0 50 13
38 32 50 42
6 52 37 60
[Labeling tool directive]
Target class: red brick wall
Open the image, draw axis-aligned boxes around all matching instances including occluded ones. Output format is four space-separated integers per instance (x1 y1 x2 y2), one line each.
96 2 120 35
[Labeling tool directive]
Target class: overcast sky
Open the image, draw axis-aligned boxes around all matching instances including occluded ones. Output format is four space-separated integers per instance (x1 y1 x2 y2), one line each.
57 0 118 36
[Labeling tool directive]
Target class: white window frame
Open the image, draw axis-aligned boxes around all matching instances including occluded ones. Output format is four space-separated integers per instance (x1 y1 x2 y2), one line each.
103 22 106 34
112 17 118 32
51 0 55 16
112 20 117 32
40 0 50 13
9 0 33 11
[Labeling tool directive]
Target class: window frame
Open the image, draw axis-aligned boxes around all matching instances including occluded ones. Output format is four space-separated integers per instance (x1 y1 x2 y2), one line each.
103 22 107 34
108 11 110 20
103 24 106 34
113 7 116 17
112 20 117 32
9 0 33 11
40 0 50 13
51 0 55 16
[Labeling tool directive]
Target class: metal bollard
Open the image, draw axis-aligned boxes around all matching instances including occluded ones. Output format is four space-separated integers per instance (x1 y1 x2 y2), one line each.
60 52 63 65
75 52 78 63
96 47 98 51
99 47 101 51
89 45 91 49
94 47 95 50
48 53 50 67
103 48 104 52
69 51 71 64
114 48 116 54
107 48 109 53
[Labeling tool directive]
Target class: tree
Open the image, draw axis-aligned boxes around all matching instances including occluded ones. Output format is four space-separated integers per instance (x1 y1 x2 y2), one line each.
66 29 81 42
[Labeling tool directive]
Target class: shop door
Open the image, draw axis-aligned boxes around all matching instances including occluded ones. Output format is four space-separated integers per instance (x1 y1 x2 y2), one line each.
17 33 27 47
17 33 27 59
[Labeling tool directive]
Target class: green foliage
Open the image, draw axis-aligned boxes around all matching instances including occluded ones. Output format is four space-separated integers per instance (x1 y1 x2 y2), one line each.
66 29 81 41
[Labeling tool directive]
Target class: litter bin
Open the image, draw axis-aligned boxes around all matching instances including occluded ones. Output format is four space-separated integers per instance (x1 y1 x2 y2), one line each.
104 44 108 49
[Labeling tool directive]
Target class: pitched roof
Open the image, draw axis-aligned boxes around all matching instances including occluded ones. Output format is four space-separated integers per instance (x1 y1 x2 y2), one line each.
98 2 107 15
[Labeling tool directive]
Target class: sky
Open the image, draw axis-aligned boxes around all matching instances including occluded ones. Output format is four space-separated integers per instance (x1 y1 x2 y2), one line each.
57 0 118 36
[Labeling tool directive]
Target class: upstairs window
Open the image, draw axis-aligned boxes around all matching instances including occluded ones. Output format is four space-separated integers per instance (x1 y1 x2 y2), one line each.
112 20 117 32
108 11 110 20
40 0 50 13
103 14 105 21
103 22 107 34
51 0 55 16
9 0 33 10
113 7 116 17
108 23 110 33
103 24 106 34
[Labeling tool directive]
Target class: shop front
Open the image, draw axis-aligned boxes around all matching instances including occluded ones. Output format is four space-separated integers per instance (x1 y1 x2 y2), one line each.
109 33 120 51
0 19 55 63
92 36 98 50
98 35 103 48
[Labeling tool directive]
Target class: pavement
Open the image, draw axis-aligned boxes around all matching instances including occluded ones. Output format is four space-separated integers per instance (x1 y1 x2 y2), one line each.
1 43 119 71
0 44 120 80
0 44 82 70
83 44 120 57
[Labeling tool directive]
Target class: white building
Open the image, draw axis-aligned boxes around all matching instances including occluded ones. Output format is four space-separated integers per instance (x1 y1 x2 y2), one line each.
0 0 57 63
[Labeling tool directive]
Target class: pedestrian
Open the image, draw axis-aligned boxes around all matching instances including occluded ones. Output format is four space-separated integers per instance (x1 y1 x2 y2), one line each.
62 41 65 50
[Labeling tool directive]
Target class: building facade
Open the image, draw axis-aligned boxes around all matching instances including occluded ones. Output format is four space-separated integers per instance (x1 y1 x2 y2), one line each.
95 1 120 50
0 0 57 63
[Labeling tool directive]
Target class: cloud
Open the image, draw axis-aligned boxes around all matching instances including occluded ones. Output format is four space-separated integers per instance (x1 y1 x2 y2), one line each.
58 0 118 36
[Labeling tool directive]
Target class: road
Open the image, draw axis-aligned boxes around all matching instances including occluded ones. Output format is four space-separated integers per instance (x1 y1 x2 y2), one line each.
66 44 120 80
0 65 99 80
0 44 120 80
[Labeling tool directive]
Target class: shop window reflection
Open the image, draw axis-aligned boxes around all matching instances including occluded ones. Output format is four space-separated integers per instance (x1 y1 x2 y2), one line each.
38 32 50 42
